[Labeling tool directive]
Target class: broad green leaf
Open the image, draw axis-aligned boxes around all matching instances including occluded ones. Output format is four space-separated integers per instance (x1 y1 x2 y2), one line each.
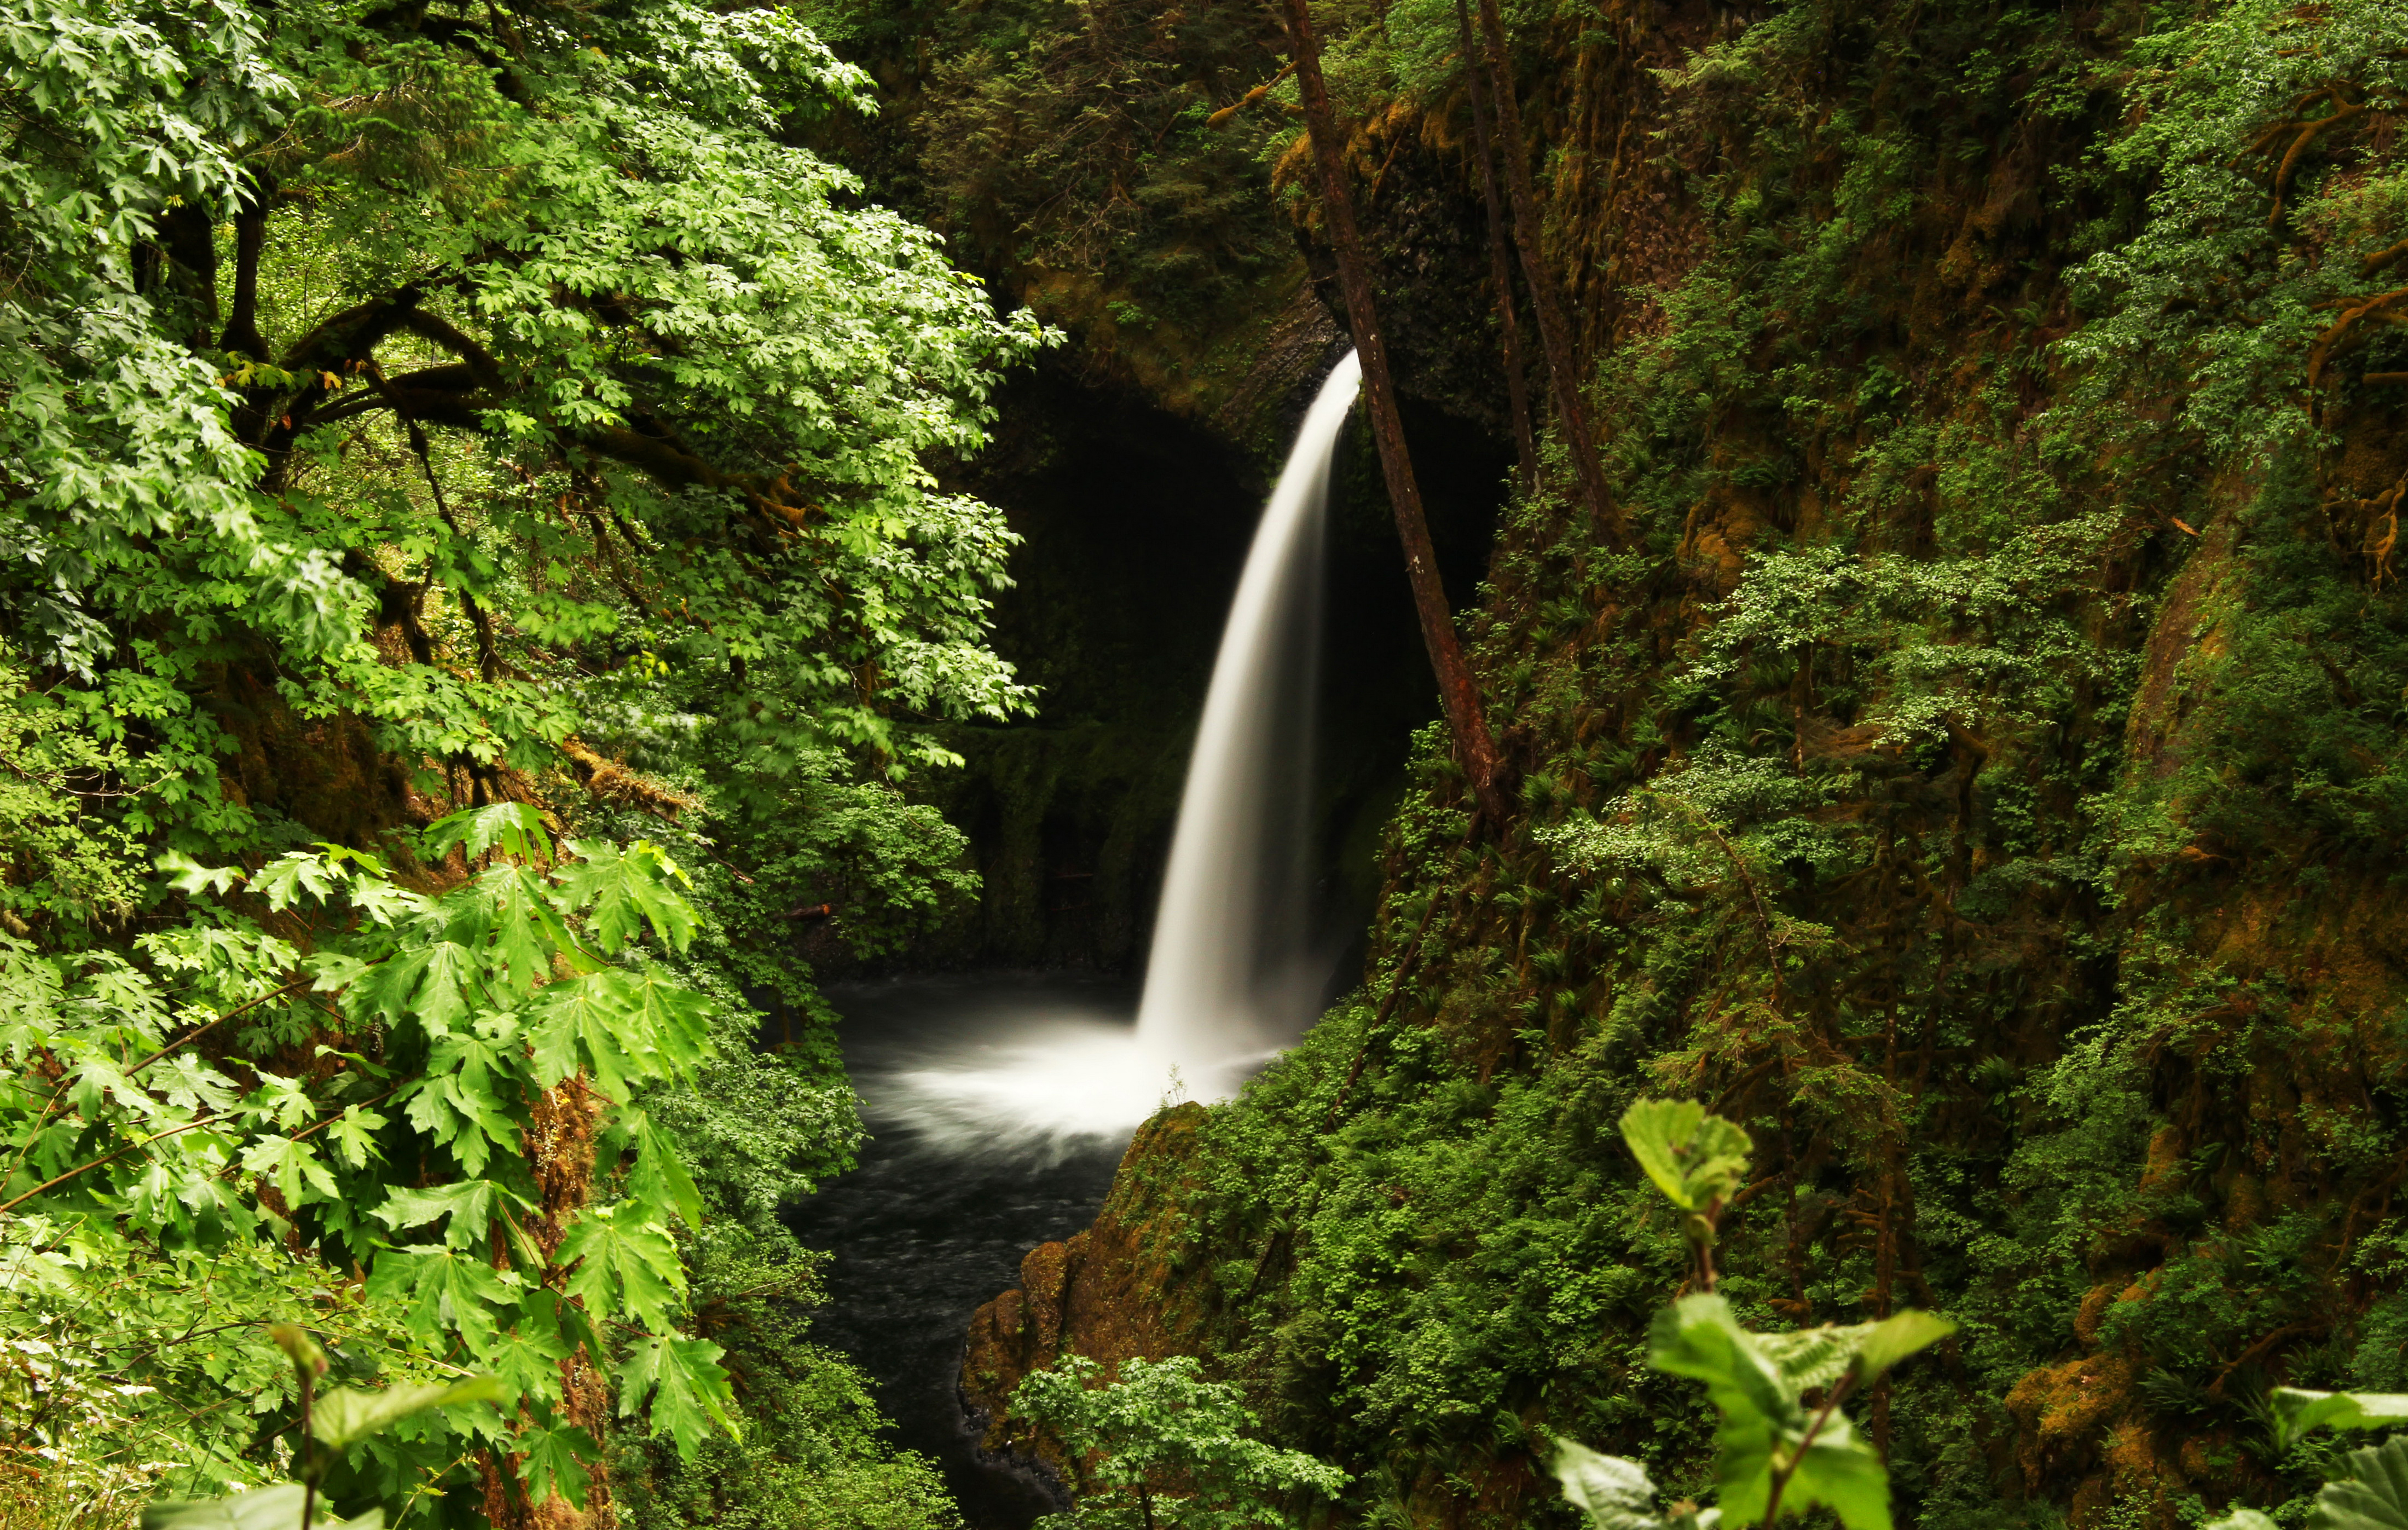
1853 1310 1955 1382
518 1422 601 1509
312 1376 507 1453
373 1180 530 1250
2274 1388 2408 1450
238 1135 338 1208
142 1485 380 1529
2319 1435 2408 1530
1620 1099 1752 1211
323 1104 389 1170
254 851 344 912
1649 1295 1892 1530
627 1117 705 1230
1752 1312 1955 1399
1770 1417 1892 1530
526 968 711 1099
494 1295 576 1408
402 1031 524 1177
1649 1293 1797 1515
349 941 482 1035
364 1246 520 1360
2204 1512 2280 1530
558 839 700 953
155 851 243 898
558 1202 684 1333
1553 1440 1663 1530
424 802 554 864
618 1332 738 1461
489 866 575 993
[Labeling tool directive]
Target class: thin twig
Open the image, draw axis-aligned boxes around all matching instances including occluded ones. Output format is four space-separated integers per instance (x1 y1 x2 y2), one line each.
1761 1372 1855 1529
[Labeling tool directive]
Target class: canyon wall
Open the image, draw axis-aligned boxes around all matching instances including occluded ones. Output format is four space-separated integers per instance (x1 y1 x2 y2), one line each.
807 1 2408 1524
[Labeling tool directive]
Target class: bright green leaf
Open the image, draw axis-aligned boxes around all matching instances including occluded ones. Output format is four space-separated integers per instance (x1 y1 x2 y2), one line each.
618 1333 738 1462
1554 1441 1664 1530
311 1376 507 1453
1620 1099 1752 1211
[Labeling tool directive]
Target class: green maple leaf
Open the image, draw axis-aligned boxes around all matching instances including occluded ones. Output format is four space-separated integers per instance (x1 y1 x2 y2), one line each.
238 1135 338 1208
518 1422 601 1509
526 968 711 1100
495 1295 576 1410
323 1102 390 1170
624 1114 704 1230
373 1179 532 1250
350 940 482 1035
558 1202 684 1333
402 1035 524 1178
489 866 576 993
365 1246 520 1360
557 839 699 953
618 1333 738 1462
424 802 554 863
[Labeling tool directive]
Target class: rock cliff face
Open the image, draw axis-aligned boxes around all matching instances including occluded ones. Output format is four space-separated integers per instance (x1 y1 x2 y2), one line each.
960 1104 1214 1466
813 0 2408 1525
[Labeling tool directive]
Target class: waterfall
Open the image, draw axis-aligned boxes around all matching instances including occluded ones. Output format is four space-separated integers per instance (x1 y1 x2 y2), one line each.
1136 350 1361 1080
874 354 1359 1156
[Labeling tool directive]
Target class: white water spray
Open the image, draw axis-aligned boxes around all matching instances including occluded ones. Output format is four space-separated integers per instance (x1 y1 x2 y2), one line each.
874 354 1361 1152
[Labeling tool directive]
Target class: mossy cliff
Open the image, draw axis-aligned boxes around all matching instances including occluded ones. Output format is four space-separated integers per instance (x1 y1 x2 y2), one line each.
808 0 2408 1525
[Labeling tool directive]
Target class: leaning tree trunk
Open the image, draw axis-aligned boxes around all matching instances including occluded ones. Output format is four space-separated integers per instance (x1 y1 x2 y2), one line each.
1455 0 1539 500
1469 0 1618 534
1278 0 1512 829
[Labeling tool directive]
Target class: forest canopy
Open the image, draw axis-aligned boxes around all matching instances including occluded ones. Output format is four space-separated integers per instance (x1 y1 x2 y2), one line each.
0 0 1047 1520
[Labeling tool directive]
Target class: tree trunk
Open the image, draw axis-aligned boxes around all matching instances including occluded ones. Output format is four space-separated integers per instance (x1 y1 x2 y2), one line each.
1456 0 1538 500
1278 0 1510 828
1469 0 1619 534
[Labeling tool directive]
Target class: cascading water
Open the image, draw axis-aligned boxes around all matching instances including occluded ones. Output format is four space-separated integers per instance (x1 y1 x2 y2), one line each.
787 358 1365 1527
1133 349 1359 1078
872 353 1362 1153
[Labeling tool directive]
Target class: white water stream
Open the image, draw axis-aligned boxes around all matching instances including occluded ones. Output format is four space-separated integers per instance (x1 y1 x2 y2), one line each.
876 353 1362 1152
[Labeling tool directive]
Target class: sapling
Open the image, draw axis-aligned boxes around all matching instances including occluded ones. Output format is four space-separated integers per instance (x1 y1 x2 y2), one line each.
1551 1100 1954 1530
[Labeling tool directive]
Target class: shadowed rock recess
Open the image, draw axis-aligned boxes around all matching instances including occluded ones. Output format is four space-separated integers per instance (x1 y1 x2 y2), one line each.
796 0 2408 1525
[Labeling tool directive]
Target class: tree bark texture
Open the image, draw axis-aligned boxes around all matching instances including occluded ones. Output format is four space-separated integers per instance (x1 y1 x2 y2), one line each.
1455 0 1539 500
1278 0 1510 828
1469 0 1619 534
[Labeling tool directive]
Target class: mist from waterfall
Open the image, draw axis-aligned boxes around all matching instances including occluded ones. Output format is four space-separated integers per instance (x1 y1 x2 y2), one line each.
871 353 1361 1155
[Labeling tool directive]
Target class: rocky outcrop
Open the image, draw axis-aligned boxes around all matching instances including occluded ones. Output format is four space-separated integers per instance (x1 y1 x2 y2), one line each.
960 1104 1214 1462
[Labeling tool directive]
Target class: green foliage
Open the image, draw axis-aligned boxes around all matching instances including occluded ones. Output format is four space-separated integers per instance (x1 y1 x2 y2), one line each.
141 1324 501 1530
0 0 1056 1515
1015 1355 1348 1530
1 823 733 1516
1551 1104 1952 1530
606 1232 960 1530
1620 1099 1752 1214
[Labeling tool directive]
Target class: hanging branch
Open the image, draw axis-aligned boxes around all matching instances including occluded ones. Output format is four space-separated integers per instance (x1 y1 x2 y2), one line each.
1278 0 1512 830
1469 0 1618 535
1456 0 1538 500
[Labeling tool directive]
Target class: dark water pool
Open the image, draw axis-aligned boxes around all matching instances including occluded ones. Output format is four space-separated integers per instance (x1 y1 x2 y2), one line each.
782 973 1150 1530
